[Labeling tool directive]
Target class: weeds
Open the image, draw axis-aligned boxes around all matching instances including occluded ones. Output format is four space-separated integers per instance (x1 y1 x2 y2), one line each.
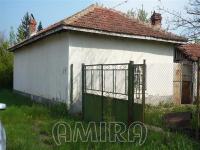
0 89 199 149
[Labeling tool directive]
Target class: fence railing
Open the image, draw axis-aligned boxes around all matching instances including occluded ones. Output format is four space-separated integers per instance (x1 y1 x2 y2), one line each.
83 63 129 99
82 61 146 123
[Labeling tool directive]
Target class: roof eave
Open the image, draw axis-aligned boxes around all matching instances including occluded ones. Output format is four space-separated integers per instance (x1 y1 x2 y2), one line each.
9 25 187 52
63 26 187 44
8 25 65 52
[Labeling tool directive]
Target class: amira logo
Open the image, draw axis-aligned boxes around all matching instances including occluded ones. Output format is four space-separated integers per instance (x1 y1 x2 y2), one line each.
52 121 147 145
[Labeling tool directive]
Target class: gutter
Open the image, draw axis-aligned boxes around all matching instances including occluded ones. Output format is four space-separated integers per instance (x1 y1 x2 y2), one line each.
63 26 187 44
9 25 65 52
9 25 187 51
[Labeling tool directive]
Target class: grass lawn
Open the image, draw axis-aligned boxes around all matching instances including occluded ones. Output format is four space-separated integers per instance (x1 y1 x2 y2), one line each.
0 89 200 150
145 102 197 128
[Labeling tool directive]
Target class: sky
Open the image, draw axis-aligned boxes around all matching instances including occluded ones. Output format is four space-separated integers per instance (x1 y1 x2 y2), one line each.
0 0 189 38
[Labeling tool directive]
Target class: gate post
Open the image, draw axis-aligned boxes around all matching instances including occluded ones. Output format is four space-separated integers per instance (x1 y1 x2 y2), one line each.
142 60 146 123
82 63 85 120
101 64 104 121
70 64 73 107
196 58 200 140
128 61 134 125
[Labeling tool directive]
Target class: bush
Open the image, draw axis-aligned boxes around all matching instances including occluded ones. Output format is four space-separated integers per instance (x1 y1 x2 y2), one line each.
0 39 13 89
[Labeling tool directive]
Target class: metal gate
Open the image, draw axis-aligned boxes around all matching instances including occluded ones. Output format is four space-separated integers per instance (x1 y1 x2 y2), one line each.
82 61 146 124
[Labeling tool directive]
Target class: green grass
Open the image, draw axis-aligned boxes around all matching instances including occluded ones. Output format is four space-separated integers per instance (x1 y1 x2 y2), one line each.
0 89 200 150
145 102 196 128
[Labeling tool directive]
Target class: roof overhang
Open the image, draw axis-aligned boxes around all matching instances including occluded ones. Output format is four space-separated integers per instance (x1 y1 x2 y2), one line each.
9 25 64 52
9 25 187 52
63 26 187 44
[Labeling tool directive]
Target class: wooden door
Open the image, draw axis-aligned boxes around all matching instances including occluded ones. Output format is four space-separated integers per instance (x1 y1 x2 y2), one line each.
181 81 192 104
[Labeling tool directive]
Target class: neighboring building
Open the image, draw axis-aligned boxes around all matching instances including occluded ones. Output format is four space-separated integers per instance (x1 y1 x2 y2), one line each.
175 44 200 104
9 5 188 112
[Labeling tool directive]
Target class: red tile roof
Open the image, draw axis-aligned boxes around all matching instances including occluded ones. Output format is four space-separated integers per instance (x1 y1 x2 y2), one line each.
177 43 200 61
9 4 187 51
64 5 187 42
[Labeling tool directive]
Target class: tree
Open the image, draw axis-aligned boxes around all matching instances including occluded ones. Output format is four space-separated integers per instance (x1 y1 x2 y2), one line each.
37 21 43 32
137 6 149 23
127 5 149 23
127 9 136 18
17 12 30 42
0 32 13 88
9 27 17 47
159 0 200 41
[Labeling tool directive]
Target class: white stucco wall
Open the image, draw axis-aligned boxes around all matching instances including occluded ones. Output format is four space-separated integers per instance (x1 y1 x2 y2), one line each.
68 32 174 111
13 30 175 111
14 32 69 103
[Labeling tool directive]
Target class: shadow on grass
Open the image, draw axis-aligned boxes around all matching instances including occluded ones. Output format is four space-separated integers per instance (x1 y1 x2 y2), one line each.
0 89 33 107
0 89 70 119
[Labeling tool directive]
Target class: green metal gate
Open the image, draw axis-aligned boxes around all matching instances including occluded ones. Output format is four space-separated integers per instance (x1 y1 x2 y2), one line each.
82 61 146 124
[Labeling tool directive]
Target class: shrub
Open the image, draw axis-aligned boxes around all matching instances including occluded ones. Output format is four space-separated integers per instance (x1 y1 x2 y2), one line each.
0 37 13 89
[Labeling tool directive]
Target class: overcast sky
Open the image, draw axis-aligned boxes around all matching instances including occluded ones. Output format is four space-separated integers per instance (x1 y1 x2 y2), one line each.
0 0 189 37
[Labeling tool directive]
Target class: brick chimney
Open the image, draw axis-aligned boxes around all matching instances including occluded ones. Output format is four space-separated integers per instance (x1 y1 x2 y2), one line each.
29 14 37 36
150 11 162 29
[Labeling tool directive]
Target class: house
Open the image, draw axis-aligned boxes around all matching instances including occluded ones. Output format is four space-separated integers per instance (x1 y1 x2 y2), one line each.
174 44 200 104
9 5 189 113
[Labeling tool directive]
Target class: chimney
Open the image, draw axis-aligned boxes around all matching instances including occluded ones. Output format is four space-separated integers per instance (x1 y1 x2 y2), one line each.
150 11 162 29
29 14 37 36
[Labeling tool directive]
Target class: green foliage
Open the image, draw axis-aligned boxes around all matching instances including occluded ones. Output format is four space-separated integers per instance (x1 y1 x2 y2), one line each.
17 12 31 42
9 26 17 46
0 33 13 88
16 25 25 42
145 102 196 127
127 5 149 23
137 7 149 23
0 90 200 149
37 21 43 32
127 8 136 17
194 38 200 43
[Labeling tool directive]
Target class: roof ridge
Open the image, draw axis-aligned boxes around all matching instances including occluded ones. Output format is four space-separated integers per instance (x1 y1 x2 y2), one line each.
9 4 188 51
43 4 185 40
62 4 155 31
